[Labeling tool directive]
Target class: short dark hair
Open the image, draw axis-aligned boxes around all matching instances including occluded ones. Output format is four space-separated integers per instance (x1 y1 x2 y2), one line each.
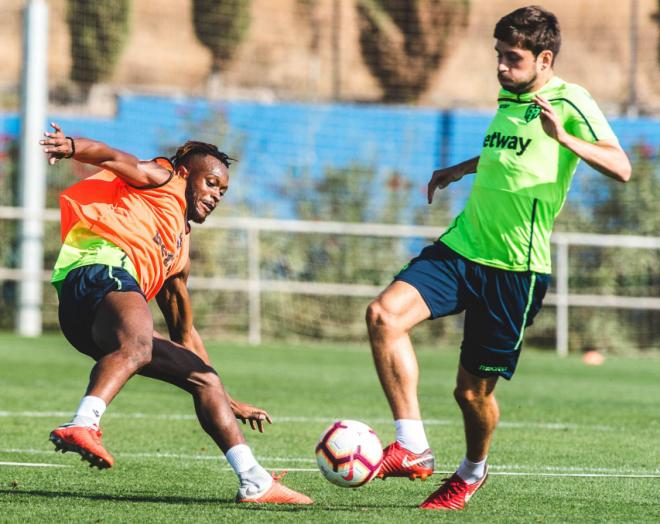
494 5 561 63
171 140 235 170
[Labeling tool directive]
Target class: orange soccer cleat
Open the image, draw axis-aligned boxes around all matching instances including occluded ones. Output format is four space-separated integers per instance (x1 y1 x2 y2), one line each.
236 472 313 505
420 466 488 510
377 441 435 481
49 425 114 469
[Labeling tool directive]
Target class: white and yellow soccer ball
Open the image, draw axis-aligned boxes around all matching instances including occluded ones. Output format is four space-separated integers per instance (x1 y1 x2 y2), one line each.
315 420 383 488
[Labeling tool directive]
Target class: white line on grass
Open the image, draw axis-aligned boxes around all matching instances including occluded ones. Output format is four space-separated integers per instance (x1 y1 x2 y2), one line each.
0 411 616 432
0 461 69 468
216 467 660 479
0 456 656 478
2 448 658 478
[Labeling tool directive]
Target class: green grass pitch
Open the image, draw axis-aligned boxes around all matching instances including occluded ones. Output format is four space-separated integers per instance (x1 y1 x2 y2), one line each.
1 333 659 522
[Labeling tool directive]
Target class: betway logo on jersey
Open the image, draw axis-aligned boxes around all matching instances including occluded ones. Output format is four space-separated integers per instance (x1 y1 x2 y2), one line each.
483 132 532 156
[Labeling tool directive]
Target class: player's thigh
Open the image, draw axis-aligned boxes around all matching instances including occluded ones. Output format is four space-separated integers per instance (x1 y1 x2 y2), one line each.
91 290 153 356
392 241 466 321
58 264 148 359
138 333 218 393
369 280 432 332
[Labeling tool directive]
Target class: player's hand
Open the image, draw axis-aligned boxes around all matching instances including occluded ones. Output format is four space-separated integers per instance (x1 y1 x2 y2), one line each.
40 122 74 165
230 398 273 433
427 166 464 203
533 96 567 143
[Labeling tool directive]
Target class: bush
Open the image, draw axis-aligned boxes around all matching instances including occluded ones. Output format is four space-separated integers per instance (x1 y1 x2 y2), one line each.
192 0 251 74
356 0 469 102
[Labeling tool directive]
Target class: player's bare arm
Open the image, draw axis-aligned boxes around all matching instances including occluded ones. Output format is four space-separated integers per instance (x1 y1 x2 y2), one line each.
40 122 171 187
533 96 632 182
156 261 200 356
428 156 480 204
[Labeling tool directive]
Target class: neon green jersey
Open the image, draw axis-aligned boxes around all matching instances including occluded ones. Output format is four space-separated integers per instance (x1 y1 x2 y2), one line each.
440 76 617 273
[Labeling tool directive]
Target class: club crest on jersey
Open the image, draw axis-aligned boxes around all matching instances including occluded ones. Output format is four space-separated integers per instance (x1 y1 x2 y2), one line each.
524 104 541 122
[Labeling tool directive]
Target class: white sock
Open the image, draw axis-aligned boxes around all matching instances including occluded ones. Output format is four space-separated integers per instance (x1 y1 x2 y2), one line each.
70 396 106 428
226 444 272 497
456 456 487 484
395 419 430 454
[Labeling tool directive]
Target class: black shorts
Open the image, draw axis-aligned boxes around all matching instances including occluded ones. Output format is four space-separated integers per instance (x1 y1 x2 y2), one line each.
57 264 145 357
394 242 549 380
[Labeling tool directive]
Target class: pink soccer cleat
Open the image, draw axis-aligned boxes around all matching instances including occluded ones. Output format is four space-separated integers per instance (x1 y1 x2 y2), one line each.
50 425 114 469
236 472 313 505
377 441 434 481
420 466 488 510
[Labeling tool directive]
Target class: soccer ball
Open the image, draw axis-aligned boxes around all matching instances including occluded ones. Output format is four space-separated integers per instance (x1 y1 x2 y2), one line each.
315 420 383 488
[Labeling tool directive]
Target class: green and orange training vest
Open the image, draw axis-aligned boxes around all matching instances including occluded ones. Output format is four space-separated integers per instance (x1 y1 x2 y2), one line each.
51 157 190 301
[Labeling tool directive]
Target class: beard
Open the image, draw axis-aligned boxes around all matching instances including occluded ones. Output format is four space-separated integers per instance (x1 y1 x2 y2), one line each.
498 71 538 94
185 186 205 224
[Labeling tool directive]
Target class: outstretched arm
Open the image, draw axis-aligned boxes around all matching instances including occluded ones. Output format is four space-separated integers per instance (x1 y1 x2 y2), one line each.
427 156 479 204
40 122 171 187
534 96 631 183
157 260 273 432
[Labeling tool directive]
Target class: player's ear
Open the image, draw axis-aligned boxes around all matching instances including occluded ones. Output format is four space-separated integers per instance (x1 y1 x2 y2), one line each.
177 164 190 179
538 50 553 70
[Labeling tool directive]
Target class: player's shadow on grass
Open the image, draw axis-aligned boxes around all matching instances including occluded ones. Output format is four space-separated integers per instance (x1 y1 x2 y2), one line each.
1 488 238 506
2 489 411 511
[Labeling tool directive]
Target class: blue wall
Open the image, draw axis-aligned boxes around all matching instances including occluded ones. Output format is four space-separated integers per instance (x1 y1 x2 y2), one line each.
2 95 658 217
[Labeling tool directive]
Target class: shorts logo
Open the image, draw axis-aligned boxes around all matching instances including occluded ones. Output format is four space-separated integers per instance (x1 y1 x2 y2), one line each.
479 365 509 373
524 104 541 123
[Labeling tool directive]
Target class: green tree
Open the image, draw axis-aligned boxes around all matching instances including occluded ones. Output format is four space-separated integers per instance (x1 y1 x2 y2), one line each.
67 0 130 97
558 145 659 353
256 164 416 340
356 0 469 102
192 0 251 75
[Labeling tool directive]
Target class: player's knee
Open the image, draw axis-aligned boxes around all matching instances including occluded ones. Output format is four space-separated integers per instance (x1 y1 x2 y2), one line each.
366 299 399 334
454 386 484 410
188 370 223 392
127 335 153 369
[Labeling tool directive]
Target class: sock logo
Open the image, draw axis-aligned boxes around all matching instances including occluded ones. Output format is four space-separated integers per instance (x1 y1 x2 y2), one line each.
93 410 100 418
482 132 532 156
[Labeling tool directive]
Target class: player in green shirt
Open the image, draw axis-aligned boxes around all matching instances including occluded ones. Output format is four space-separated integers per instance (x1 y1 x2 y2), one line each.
366 5 631 510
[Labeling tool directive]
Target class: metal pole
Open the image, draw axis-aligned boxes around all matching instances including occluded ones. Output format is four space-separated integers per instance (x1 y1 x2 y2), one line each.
247 228 262 345
555 241 569 357
331 0 341 100
17 0 49 337
626 0 639 117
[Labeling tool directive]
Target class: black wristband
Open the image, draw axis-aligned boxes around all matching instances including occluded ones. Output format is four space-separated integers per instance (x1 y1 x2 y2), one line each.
64 136 76 159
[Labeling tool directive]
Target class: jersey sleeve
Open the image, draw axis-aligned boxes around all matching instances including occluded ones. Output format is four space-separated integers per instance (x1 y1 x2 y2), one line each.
563 84 617 143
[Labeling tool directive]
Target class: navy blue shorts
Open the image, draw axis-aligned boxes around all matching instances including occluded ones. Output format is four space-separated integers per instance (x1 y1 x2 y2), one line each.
394 242 549 380
57 264 145 357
